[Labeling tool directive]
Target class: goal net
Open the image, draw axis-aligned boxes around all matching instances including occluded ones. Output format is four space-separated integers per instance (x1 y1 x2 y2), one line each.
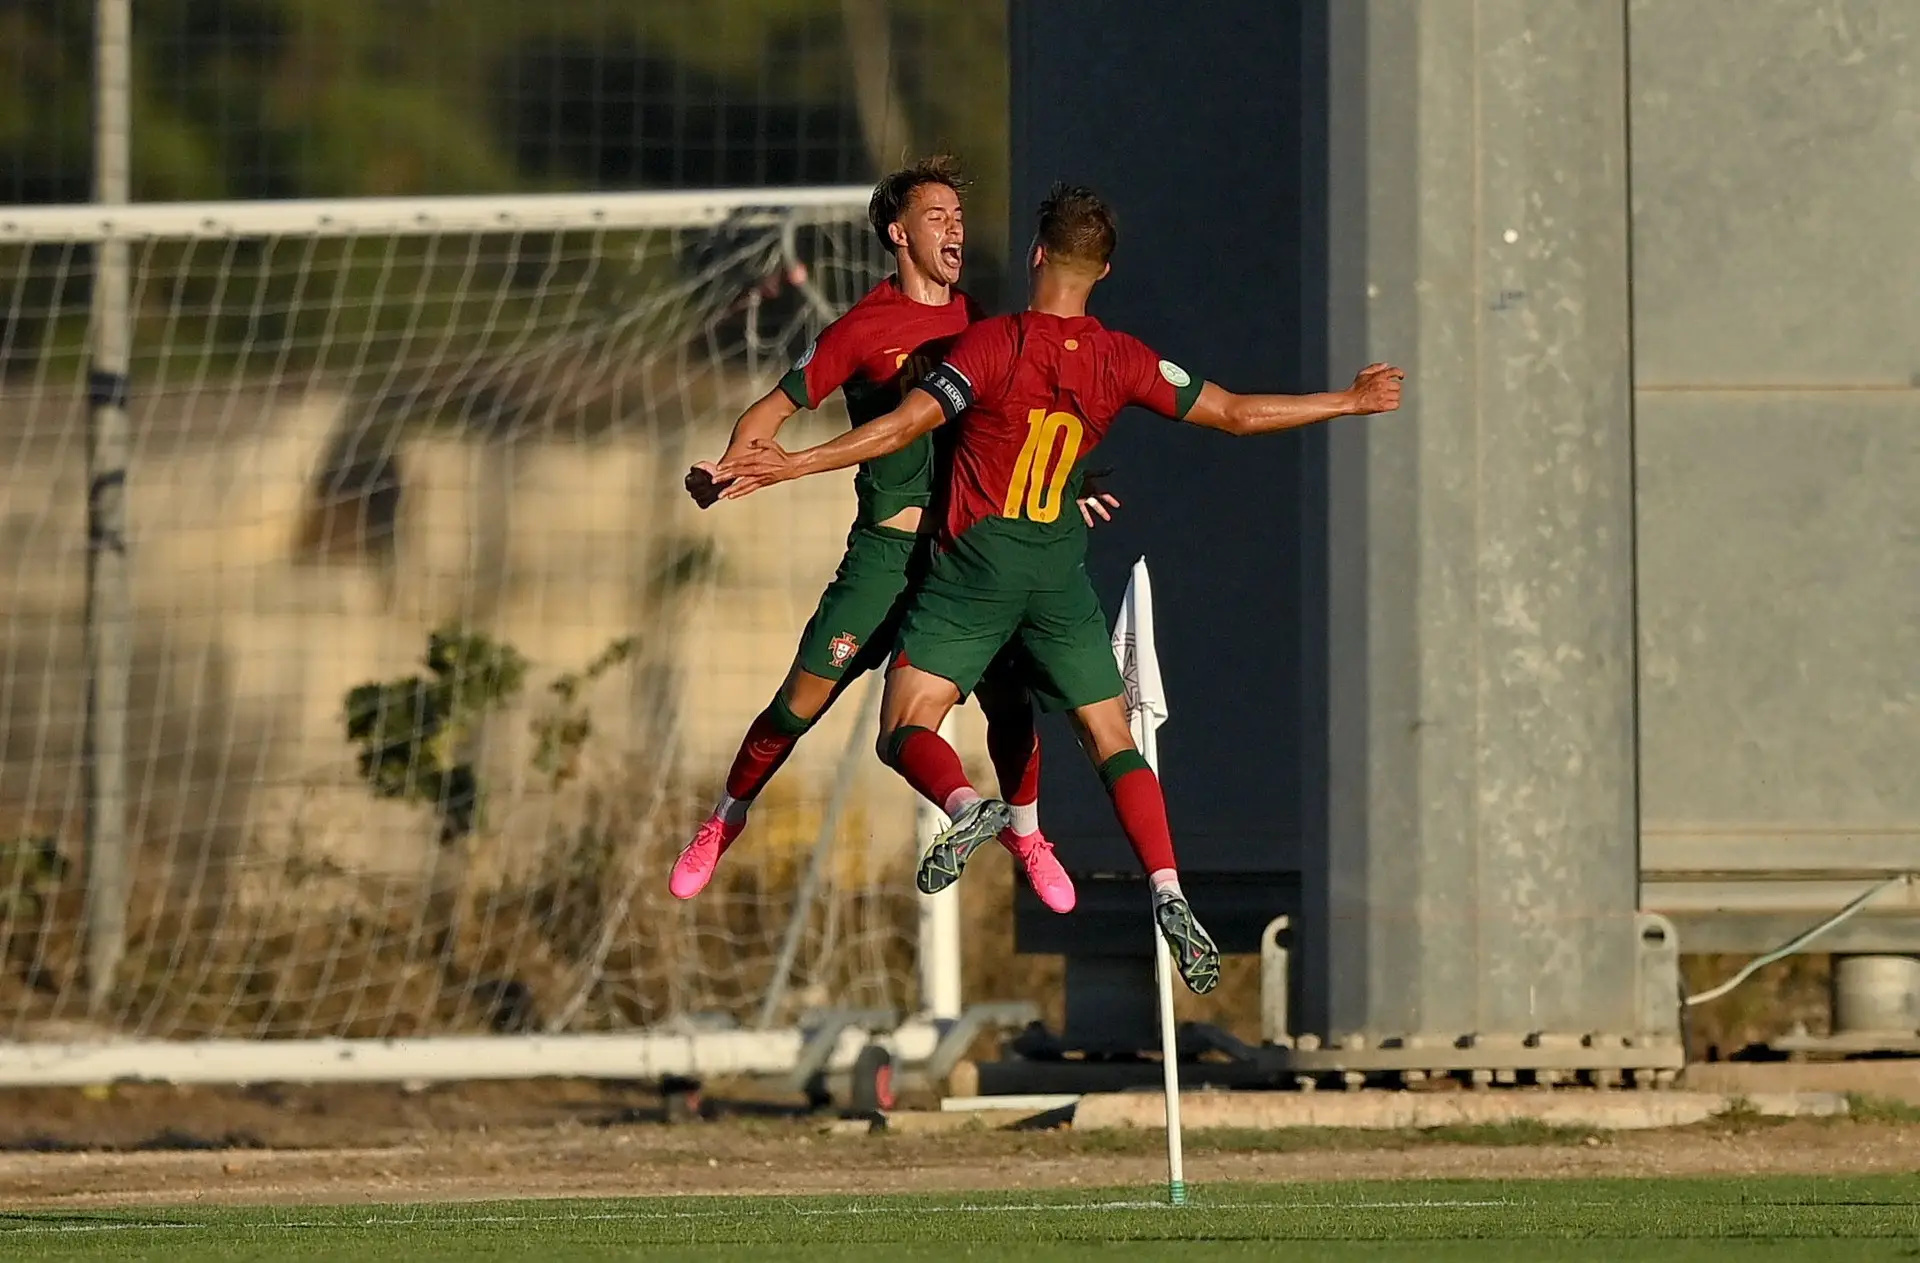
0 190 933 1074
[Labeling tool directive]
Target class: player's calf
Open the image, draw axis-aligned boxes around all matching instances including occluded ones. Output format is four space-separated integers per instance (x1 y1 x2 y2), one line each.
670 691 818 900
1096 747 1183 890
971 668 1073 906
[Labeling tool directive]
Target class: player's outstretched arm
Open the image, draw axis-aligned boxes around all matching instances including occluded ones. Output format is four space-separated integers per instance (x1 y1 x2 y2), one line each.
1182 363 1404 436
686 385 802 507
714 390 946 499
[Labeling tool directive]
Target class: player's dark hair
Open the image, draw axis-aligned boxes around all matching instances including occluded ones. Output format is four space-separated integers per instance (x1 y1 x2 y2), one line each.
1035 183 1117 271
868 155 967 249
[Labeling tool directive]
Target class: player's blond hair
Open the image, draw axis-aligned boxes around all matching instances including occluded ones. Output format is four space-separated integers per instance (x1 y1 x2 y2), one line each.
1035 183 1117 273
868 155 968 249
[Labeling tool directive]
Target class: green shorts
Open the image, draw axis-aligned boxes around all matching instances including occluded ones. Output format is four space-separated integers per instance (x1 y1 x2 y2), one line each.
795 523 928 681
896 558 1124 714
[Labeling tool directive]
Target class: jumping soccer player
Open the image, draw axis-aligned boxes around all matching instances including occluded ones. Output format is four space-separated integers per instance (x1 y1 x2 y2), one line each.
673 157 1102 915
713 184 1404 993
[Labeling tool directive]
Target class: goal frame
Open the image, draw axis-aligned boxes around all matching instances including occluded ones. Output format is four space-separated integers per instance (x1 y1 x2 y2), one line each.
0 187 882 242
0 186 968 1090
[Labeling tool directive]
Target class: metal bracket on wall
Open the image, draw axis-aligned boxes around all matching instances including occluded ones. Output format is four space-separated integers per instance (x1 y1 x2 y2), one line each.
1637 911 1684 1041
781 1008 898 1094
922 1002 1043 1084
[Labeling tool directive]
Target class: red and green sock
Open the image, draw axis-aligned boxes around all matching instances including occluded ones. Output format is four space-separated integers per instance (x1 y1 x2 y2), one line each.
1099 749 1181 896
715 694 814 823
883 724 981 818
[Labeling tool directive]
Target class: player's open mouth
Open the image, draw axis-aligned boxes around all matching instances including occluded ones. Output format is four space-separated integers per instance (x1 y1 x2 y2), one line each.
940 244 962 269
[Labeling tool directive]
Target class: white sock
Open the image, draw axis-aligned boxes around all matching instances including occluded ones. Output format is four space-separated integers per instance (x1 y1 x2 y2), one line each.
714 794 751 827
1008 801 1040 836
1149 869 1182 900
942 787 982 819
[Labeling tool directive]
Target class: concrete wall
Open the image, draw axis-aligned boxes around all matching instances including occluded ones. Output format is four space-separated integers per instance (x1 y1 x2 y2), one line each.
1629 0 1920 861
1316 0 1642 1042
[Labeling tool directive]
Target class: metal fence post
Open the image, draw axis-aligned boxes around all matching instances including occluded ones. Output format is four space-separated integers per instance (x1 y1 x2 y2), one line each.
84 0 133 1016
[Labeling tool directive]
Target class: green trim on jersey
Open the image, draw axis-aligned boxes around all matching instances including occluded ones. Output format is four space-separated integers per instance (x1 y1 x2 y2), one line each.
777 367 813 409
1153 357 1204 418
1174 374 1203 418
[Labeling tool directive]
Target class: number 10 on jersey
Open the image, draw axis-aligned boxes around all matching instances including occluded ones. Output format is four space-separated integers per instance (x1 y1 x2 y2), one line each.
1003 408 1085 524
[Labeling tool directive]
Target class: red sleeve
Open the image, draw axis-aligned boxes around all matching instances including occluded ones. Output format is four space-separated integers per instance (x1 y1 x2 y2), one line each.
1116 333 1203 420
959 290 990 325
944 319 1012 396
915 318 1013 421
778 311 867 409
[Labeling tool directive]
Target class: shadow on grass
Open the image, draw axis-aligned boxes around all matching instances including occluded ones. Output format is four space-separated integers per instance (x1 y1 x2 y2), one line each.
0 1129 266 1155
1064 1119 1605 1156
0 1210 199 1229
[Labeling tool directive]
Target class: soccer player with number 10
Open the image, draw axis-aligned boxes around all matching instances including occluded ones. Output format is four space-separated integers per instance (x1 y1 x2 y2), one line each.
672 157 1087 918
716 184 1404 993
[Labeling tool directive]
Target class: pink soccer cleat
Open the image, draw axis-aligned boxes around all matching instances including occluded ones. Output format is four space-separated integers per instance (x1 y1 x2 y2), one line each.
1000 828 1076 914
669 815 746 900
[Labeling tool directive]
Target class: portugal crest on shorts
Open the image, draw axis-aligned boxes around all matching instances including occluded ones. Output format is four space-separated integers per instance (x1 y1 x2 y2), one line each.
828 632 860 668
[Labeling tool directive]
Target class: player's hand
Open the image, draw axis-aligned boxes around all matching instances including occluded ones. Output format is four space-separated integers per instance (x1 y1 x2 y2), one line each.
714 439 798 499
1078 493 1120 527
684 460 734 509
1077 467 1121 527
1344 363 1405 415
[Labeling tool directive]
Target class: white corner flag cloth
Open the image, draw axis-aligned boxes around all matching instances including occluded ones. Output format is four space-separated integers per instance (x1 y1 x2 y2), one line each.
1110 556 1169 751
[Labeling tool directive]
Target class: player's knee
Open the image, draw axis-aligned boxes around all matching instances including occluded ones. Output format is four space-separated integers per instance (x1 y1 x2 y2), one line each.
767 689 819 737
777 672 836 726
899 696 951 735
1073 699 1136 762
876 718 918 769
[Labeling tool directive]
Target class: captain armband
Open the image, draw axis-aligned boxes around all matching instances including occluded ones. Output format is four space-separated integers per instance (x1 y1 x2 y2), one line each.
915 362 975 422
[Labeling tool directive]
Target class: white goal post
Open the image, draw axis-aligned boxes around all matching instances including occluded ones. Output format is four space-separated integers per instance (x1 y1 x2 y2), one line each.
0 187 962 1087
0 188 893 241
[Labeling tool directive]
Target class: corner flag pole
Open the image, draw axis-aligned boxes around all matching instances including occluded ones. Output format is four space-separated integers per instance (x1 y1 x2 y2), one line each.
1111 556 1186 1207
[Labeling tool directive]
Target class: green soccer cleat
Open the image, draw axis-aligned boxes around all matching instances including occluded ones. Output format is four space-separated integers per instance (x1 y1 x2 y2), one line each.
1154 891 1221 995
916 798 1014 896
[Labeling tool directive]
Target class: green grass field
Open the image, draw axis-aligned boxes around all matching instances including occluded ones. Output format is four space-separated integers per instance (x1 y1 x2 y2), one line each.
5 1175 1919 1262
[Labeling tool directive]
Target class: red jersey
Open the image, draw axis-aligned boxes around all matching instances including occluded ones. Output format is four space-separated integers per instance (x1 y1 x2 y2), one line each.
914 311 1203 586
778 277 986 525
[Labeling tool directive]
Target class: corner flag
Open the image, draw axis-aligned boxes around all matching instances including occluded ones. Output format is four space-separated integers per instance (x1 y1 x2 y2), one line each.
1109 556 1186 1207
1110 556 1170 757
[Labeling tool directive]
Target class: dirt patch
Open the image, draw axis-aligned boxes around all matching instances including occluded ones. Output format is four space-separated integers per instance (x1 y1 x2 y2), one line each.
0 1079 672 1153
0 1081 1918 1209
